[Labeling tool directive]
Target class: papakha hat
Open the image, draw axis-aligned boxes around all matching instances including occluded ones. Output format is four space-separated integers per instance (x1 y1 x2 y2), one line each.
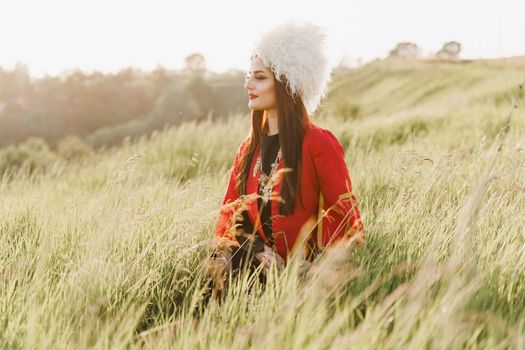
251 20 333 115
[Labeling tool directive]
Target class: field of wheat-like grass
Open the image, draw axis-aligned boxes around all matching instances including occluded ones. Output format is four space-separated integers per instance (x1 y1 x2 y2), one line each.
1 57 525 349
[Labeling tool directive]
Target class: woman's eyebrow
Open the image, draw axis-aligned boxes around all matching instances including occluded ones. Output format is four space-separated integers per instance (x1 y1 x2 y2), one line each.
248 70 266 74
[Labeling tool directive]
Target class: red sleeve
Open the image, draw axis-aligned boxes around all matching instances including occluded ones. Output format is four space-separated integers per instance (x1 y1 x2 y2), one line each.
214 139 248 242
311 129 364 247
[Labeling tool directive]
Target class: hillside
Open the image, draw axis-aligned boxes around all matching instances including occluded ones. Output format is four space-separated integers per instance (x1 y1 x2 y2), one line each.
1 57 524 349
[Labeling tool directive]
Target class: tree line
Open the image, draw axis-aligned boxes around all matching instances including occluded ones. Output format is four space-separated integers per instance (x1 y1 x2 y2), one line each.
1 43 463 152
0 53 247 149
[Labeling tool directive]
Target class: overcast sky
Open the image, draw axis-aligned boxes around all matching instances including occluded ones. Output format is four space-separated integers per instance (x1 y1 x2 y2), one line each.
0 0 523 78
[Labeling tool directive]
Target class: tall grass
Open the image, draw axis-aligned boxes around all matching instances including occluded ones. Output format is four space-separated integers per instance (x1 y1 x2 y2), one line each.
1 58 525 349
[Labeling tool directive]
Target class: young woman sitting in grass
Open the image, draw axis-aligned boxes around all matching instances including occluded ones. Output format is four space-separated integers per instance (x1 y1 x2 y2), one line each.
207 21 364 297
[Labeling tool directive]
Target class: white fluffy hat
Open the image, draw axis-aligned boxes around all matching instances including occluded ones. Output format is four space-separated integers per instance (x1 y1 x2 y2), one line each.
251 20 333 116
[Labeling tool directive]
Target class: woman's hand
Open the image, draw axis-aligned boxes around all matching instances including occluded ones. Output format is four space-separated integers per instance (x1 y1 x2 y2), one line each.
255 244 284 274
205 237 239 295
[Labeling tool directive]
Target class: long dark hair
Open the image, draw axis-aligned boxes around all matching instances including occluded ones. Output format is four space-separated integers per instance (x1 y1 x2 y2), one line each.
236 62 313 215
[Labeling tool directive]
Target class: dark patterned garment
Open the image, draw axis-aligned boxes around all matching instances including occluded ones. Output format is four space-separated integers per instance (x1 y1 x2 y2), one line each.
232 133 280 268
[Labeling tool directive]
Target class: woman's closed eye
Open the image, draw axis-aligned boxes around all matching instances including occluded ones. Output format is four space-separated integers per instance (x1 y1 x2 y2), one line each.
245 76 265 80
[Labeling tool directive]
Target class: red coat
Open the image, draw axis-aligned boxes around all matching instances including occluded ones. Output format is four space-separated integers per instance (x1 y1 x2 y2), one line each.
214 122 364 260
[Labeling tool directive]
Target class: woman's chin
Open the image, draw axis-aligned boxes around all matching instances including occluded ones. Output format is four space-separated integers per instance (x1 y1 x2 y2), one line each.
248 103 267 111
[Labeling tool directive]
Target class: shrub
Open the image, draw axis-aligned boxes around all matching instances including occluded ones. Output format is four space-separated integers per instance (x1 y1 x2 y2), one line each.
0 137 58 178
56 135 94 161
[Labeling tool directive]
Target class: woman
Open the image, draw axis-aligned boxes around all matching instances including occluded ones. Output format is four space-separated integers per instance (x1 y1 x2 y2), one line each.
207 21 364 292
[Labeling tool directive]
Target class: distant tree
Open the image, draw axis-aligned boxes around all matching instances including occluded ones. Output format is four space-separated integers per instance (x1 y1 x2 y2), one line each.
388 42 421 58
0 63 31 102
435 41 462 60
184 53 207 76
152 65 170 95
184 75 214 118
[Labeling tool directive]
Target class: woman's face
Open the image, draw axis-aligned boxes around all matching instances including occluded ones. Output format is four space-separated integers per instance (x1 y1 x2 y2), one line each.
244 55 276 112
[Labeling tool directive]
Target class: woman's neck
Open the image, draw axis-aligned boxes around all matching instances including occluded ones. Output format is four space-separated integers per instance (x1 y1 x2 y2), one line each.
266 110 278 136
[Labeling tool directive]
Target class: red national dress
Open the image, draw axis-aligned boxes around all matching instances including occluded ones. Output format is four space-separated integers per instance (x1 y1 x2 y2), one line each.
214 122 364 260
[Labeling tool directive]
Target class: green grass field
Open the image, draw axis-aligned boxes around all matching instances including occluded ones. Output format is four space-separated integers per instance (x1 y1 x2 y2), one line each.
1 57 525 349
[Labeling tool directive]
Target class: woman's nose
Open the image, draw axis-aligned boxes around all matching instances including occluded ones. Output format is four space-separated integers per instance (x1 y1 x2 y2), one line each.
244 77 253 91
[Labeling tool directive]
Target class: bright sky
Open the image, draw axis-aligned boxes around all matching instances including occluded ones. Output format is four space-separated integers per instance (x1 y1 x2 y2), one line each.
0 0 523 78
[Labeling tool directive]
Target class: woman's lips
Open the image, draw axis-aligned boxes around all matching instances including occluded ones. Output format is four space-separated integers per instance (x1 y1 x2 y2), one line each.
249 94 258 100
